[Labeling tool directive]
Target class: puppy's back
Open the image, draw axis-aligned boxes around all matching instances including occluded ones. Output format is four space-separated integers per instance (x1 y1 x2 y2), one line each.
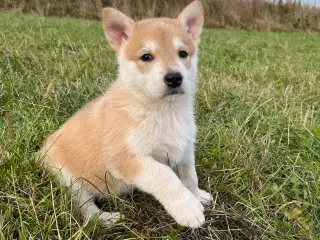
41 82 142 195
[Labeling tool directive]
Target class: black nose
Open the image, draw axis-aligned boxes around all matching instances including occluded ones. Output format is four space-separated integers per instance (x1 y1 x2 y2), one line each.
164 72 183 88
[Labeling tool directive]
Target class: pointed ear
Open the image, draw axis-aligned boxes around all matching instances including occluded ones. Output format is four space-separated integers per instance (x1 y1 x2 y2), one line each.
102 8 135 52
178 1 204 45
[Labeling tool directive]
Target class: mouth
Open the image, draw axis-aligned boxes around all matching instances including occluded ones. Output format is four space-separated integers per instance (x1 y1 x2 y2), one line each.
163 89 185 97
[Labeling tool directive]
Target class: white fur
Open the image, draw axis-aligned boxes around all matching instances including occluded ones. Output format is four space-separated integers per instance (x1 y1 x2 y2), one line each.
143 40 157 53
134 156 205 228
44 1 212 229
114 32 212 228
49 165 122 223
118 38 198 101
173 37 185 50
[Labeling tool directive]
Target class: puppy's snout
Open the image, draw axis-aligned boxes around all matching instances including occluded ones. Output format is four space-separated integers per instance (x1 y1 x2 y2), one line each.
164 72 183 88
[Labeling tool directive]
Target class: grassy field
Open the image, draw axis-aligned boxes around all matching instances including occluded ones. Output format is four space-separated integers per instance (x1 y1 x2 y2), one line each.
2 0 320 32
0 11 320 240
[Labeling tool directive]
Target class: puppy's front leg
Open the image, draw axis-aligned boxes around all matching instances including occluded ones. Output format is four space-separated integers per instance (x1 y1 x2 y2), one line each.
177 147 213 205
134 156 205 228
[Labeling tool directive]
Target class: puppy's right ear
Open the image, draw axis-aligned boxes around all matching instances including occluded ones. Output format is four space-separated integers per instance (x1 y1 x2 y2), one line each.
102 8 135 53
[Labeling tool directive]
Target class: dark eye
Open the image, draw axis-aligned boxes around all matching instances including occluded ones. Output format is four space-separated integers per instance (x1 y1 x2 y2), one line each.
179 51 188 58
141 54 153 61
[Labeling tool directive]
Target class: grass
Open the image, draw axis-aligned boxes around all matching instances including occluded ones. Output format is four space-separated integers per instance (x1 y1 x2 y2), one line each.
1 0 320 32
0 11 320 239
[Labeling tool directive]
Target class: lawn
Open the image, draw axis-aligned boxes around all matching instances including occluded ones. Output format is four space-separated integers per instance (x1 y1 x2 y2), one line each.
0 11 319 240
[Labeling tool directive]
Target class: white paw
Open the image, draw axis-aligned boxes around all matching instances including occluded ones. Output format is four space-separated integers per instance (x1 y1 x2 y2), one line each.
197 189 213 205
98 212 122 224
86 211 122 224
166 190 205 228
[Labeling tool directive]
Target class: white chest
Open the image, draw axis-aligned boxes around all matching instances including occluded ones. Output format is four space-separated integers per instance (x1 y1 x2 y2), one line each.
127 103 196 165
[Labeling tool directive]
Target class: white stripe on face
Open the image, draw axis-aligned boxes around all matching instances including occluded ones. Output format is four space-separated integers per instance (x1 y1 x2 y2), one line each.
142 40 157 53
173 38 186 51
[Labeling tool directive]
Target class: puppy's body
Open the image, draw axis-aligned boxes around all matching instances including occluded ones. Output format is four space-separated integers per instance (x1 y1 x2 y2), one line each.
41 1 212 228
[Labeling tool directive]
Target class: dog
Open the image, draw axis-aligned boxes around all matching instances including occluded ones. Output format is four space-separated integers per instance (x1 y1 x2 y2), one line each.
40 0 213 228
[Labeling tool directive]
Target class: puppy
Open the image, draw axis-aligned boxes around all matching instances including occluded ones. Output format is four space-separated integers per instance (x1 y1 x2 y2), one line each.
41 1 213 228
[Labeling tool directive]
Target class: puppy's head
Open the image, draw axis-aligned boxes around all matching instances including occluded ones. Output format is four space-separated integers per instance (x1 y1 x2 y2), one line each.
103 1 203 100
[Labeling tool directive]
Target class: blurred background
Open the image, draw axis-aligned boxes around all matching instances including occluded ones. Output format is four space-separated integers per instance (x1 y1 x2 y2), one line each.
0 0 320 32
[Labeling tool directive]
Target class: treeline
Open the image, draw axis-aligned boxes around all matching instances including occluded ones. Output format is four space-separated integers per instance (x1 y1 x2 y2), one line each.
1 0 320 32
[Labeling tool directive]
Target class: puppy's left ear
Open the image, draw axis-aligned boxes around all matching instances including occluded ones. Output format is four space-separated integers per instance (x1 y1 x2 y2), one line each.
178 1 204 45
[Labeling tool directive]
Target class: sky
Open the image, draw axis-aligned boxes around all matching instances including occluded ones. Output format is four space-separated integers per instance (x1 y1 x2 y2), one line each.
299 0 319 5
281 0 320 6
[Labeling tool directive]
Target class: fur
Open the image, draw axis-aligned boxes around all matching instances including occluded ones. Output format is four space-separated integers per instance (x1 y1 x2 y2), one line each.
40 1 213 228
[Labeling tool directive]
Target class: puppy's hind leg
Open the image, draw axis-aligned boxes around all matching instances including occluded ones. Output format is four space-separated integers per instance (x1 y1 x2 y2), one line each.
57 168 121 224
73 185 121 224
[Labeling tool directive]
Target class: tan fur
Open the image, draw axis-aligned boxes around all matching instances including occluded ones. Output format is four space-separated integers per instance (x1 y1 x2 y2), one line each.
123 18 195 72
42 4 202 197
42 82 142 195
178 1 204 45
102 8 134 53
41 1 211 228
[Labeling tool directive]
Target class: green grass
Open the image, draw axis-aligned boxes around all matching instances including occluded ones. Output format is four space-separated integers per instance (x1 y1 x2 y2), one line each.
1 11 320 239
